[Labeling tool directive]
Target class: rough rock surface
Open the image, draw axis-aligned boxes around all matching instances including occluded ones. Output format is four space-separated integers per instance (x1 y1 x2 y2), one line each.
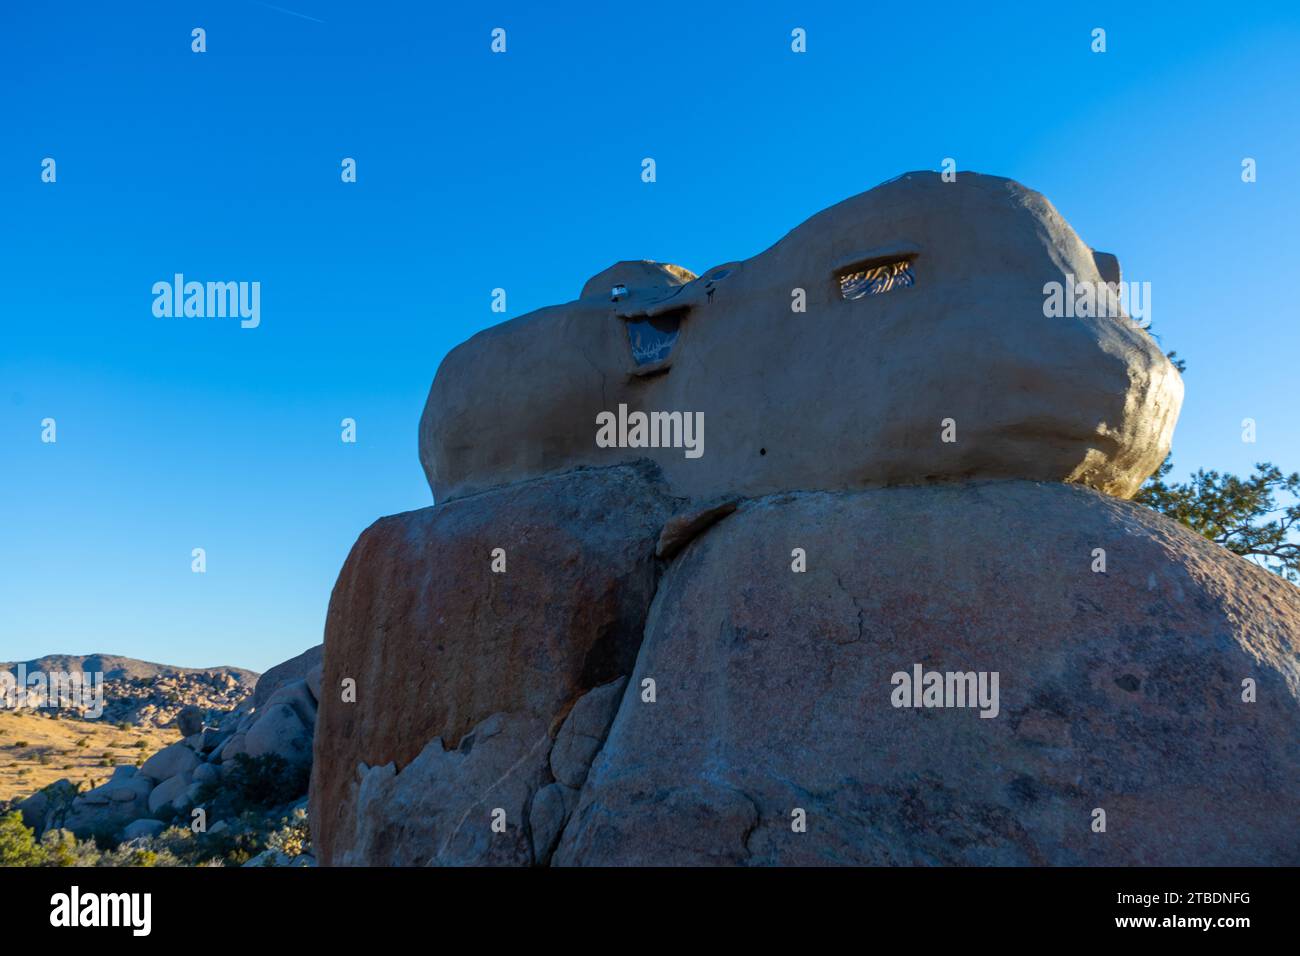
254 645 323 710
244 702 313 766
176 704 205 737
549 677 627 789
139 742 200 782
343 711 552 866
62 768 154 836
309 463 677 865
147 772 192 815
122 818 166 840
554 481 1300 866
421 173 1182 504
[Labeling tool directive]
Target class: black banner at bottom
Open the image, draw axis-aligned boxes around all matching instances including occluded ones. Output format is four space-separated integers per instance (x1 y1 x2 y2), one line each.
1 865 1289 942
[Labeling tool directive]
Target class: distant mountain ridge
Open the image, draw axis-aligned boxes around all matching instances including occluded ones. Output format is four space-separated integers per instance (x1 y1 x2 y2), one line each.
1 654 258 685
1 654 260 728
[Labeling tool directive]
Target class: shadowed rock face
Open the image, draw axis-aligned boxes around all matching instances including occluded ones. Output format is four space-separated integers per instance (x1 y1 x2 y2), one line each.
308 464 675 865
555 482 1300 866
420 172 1182 504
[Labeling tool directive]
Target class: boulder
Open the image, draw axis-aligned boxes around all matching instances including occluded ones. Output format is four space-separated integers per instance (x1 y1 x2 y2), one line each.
108 782 146 803
305 663 322 703
171 781 204 814
139 742 200 782
147 771 193 816
310 463 675 865
200 727 232 755
262 678 317 729
63 776 152 839
215 732 247 764
122 818 166 840
554 481 1300 866
548 677 627 789
15 789 50 830
176 704 205 736
244 703 312 766
27 779 78 833
254 645 323 710
192 762 219 785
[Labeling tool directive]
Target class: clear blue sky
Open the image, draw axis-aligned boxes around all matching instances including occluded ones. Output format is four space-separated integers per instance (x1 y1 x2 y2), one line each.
2 2 1297 672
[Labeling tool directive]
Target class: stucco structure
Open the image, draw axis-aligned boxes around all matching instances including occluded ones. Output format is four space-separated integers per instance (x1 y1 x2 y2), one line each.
420 172 1183 503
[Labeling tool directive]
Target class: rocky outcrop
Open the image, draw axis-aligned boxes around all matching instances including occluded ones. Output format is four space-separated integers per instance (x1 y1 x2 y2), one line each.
0 655 256 729
309 463 676 865
308 174 1296 867
30 671 319 844
555 482 1300 865
313 478 1300 866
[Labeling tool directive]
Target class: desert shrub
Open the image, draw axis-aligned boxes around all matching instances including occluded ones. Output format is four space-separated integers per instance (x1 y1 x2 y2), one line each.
39 828 102 867
193 753 308 819
0 811 45 866
265 808 311 858
105 820 266 867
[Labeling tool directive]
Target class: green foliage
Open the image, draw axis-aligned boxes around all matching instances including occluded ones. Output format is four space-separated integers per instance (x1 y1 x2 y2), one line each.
192 753 309 819
0 811 45 866
40 828 103 867
266 808 311 858
1136 457 1300 582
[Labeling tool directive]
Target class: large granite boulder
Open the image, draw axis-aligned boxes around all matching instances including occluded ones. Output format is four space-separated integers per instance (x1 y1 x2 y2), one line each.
309 463 677 865
554 481 1300 865
254 644 323 710
421 173 1182 504
139 741 200 782
62 767 155 838
244 702 313 766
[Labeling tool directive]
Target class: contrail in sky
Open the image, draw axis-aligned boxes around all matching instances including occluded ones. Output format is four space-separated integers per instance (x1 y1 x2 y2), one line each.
252 1 325 23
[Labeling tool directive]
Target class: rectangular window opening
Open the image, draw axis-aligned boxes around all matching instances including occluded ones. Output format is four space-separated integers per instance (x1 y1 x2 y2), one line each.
838 257 916 300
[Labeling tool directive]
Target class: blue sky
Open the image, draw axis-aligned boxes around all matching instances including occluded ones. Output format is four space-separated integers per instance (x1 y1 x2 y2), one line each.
2 2 1297 672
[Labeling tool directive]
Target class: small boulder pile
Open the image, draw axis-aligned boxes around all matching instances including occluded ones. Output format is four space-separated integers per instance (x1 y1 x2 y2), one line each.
17 649 322 862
